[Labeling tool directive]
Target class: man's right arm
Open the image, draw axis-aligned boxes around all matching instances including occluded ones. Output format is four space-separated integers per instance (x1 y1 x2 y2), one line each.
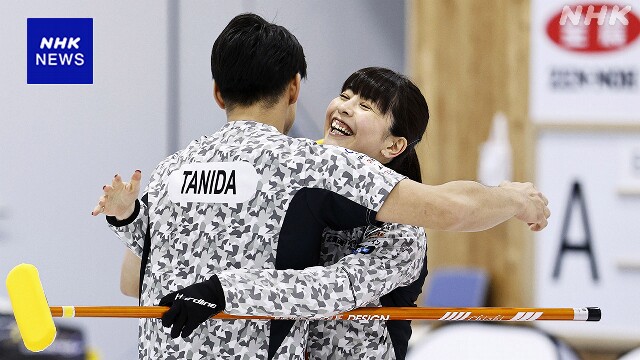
376 179 550 232
308 145 549 233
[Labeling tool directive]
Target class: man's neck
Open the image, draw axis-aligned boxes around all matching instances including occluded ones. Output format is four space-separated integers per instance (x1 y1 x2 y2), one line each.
226 102 289 134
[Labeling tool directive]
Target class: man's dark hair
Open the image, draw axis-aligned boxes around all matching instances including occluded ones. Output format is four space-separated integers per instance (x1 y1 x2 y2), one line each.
211 13 307 110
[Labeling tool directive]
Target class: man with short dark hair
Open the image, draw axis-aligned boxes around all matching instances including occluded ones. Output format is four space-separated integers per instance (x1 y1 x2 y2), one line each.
209 13 307 127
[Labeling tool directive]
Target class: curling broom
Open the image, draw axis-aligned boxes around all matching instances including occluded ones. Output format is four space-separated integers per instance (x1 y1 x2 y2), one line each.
6 263 600 352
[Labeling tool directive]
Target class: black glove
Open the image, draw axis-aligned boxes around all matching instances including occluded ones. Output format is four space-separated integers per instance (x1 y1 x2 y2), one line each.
159 275 226 338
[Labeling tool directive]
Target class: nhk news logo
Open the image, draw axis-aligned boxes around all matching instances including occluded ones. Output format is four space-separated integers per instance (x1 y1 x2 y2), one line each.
547 3 640 52
27 18 93 84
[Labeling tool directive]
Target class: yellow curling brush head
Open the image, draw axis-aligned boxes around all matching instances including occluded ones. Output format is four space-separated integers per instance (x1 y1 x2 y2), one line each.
5 264 57 352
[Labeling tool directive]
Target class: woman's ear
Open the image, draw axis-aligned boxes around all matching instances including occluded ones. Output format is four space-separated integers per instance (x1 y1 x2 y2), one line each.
381 137 408 160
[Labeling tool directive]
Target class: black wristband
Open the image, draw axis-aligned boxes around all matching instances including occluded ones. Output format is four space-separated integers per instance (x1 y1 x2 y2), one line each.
106 199 141 227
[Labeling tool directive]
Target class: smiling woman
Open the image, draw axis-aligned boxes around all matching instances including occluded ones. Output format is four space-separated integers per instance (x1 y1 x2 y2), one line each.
325 89 395 159
324 67 429 183
311 67 430 360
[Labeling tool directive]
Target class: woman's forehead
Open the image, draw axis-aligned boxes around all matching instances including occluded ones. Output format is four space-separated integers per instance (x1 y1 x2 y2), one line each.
343 89 384 109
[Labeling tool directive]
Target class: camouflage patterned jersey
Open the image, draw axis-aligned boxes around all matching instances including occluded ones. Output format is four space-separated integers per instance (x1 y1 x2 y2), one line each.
307 224 427 360
107 121 406 359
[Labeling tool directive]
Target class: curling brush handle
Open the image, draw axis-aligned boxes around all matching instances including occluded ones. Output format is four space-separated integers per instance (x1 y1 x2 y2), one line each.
49 306 601 321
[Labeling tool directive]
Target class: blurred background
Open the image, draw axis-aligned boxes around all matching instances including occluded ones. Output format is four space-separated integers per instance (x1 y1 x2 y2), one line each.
0 0 638 359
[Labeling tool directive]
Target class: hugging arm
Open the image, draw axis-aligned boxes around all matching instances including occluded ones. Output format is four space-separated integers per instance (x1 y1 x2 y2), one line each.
215 223 426 317
377 179 550 232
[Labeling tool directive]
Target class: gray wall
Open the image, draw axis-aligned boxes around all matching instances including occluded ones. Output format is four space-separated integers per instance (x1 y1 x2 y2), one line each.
0 1 405 358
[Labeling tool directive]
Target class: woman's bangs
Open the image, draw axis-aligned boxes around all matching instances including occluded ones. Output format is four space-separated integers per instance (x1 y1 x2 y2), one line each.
341 69 398 115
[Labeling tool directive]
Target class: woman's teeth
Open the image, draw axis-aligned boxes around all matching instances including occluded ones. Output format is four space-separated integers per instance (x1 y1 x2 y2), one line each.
331 119 353 136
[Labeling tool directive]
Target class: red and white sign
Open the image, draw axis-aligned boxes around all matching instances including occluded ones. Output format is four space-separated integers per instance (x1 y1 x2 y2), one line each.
530 1 640 124
547 4 640 52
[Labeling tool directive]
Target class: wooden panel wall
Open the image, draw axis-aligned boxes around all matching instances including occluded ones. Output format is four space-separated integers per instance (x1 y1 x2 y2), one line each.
408 0 534 307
